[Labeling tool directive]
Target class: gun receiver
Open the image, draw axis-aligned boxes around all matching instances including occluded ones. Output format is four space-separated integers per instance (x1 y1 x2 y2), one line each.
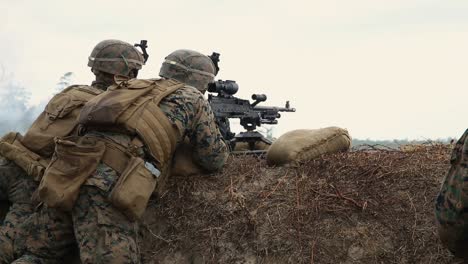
207 80 296 153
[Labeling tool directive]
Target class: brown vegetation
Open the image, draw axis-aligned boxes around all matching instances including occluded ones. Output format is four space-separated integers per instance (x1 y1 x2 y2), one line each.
141 144 459 264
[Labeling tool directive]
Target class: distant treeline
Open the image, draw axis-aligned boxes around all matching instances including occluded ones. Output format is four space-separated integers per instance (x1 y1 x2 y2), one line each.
352 138 455 148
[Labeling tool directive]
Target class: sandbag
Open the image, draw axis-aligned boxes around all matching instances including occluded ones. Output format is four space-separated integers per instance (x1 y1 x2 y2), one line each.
170 141 204 177
150 141 205 197
266 127 351 166
233 141 271 152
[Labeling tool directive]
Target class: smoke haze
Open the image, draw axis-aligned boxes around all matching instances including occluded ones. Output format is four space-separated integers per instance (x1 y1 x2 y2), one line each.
0 72 73 135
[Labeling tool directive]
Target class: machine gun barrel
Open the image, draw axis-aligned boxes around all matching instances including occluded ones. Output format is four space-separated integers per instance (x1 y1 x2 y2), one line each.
260 119 278 125
253 105 296 112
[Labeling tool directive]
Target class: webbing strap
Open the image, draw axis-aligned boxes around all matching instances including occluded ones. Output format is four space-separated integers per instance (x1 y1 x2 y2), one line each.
89 56 144 66
95 137 132 175
152 80 185 104
163 60 215 78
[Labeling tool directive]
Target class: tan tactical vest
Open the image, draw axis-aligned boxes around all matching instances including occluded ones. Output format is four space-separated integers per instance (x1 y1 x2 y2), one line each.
78 78 184 172
0 85 103 180
22 85 103 157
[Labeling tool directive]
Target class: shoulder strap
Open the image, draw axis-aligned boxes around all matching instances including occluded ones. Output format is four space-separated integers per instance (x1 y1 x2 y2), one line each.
152 79 185 105
122 79 185 167
61 85 102 96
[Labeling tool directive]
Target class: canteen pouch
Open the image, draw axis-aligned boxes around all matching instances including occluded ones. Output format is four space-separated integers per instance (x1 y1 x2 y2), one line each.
38 136 106 211
109 156 158 221
0 132 48 181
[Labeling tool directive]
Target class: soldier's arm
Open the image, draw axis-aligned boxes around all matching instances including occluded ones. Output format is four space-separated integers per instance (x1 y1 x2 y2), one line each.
188 96 229 172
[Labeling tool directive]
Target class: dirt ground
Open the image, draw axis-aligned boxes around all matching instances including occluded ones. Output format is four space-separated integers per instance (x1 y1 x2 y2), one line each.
140 144 461 264
1 144 462 263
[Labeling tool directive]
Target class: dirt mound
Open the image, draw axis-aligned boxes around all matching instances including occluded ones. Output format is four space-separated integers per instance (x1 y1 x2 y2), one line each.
140 144 459 264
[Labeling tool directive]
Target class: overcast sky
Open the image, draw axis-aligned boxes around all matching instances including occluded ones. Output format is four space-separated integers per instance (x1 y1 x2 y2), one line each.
1 0 467 140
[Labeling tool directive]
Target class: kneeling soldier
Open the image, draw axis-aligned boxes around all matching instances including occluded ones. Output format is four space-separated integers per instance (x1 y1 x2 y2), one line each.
0 39 145 263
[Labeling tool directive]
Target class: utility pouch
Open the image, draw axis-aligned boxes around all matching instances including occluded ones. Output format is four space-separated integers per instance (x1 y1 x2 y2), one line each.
0 132 48 181
38 136 106 211
109 156 159 221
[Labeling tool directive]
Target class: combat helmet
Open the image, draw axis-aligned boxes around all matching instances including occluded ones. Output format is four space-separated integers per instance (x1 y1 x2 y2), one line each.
159 49 216 93
88 39 145 77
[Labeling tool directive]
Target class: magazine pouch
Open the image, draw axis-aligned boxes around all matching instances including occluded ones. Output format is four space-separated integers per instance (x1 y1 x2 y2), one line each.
109 156 158 221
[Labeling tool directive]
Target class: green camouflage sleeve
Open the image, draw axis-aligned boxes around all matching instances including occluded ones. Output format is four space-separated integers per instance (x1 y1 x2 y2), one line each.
159 86 229 171
435 129 468 226
188 93 229 171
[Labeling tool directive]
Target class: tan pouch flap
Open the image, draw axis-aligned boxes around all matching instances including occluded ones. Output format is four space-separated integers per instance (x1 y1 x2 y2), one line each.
38 136 106 211
45 93 85 121
1 131 21 144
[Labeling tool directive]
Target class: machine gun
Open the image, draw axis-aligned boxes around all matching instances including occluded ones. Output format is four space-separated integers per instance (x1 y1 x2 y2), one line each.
207 80 295 153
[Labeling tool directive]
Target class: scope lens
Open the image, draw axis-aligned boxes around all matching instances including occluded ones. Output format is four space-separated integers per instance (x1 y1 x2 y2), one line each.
207 80 239 95
224 81 239 95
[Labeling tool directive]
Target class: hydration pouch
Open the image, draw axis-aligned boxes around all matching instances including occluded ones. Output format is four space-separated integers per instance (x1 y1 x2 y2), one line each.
109 156 159 221
38 136 106 211
22 85 102 157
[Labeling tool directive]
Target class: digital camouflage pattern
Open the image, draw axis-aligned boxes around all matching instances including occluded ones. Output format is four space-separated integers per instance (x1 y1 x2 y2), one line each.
88 39 145 77
18 83 228 263
0 155 38 264
1 83 117 263
16 185 139 264
0 39 145 263
435 129 468 259
159 49 216 93
159 86 229 171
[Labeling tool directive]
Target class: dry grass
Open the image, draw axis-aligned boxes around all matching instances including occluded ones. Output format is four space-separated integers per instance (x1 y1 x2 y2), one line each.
140 144 459 264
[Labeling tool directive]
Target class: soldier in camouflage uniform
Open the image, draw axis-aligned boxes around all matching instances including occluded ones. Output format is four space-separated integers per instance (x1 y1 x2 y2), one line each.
0 156 37 262
435 129 468 261
16 49 228 263
0 39 145 264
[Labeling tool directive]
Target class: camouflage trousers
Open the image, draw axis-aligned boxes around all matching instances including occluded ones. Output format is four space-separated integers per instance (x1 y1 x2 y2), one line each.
437 223 468 261
435 129 468 260
0 155 38 264
17 185 141 264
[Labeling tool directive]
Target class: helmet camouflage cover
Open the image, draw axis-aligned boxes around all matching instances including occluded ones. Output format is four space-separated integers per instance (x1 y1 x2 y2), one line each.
159 49 216 92
88 39 145 77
